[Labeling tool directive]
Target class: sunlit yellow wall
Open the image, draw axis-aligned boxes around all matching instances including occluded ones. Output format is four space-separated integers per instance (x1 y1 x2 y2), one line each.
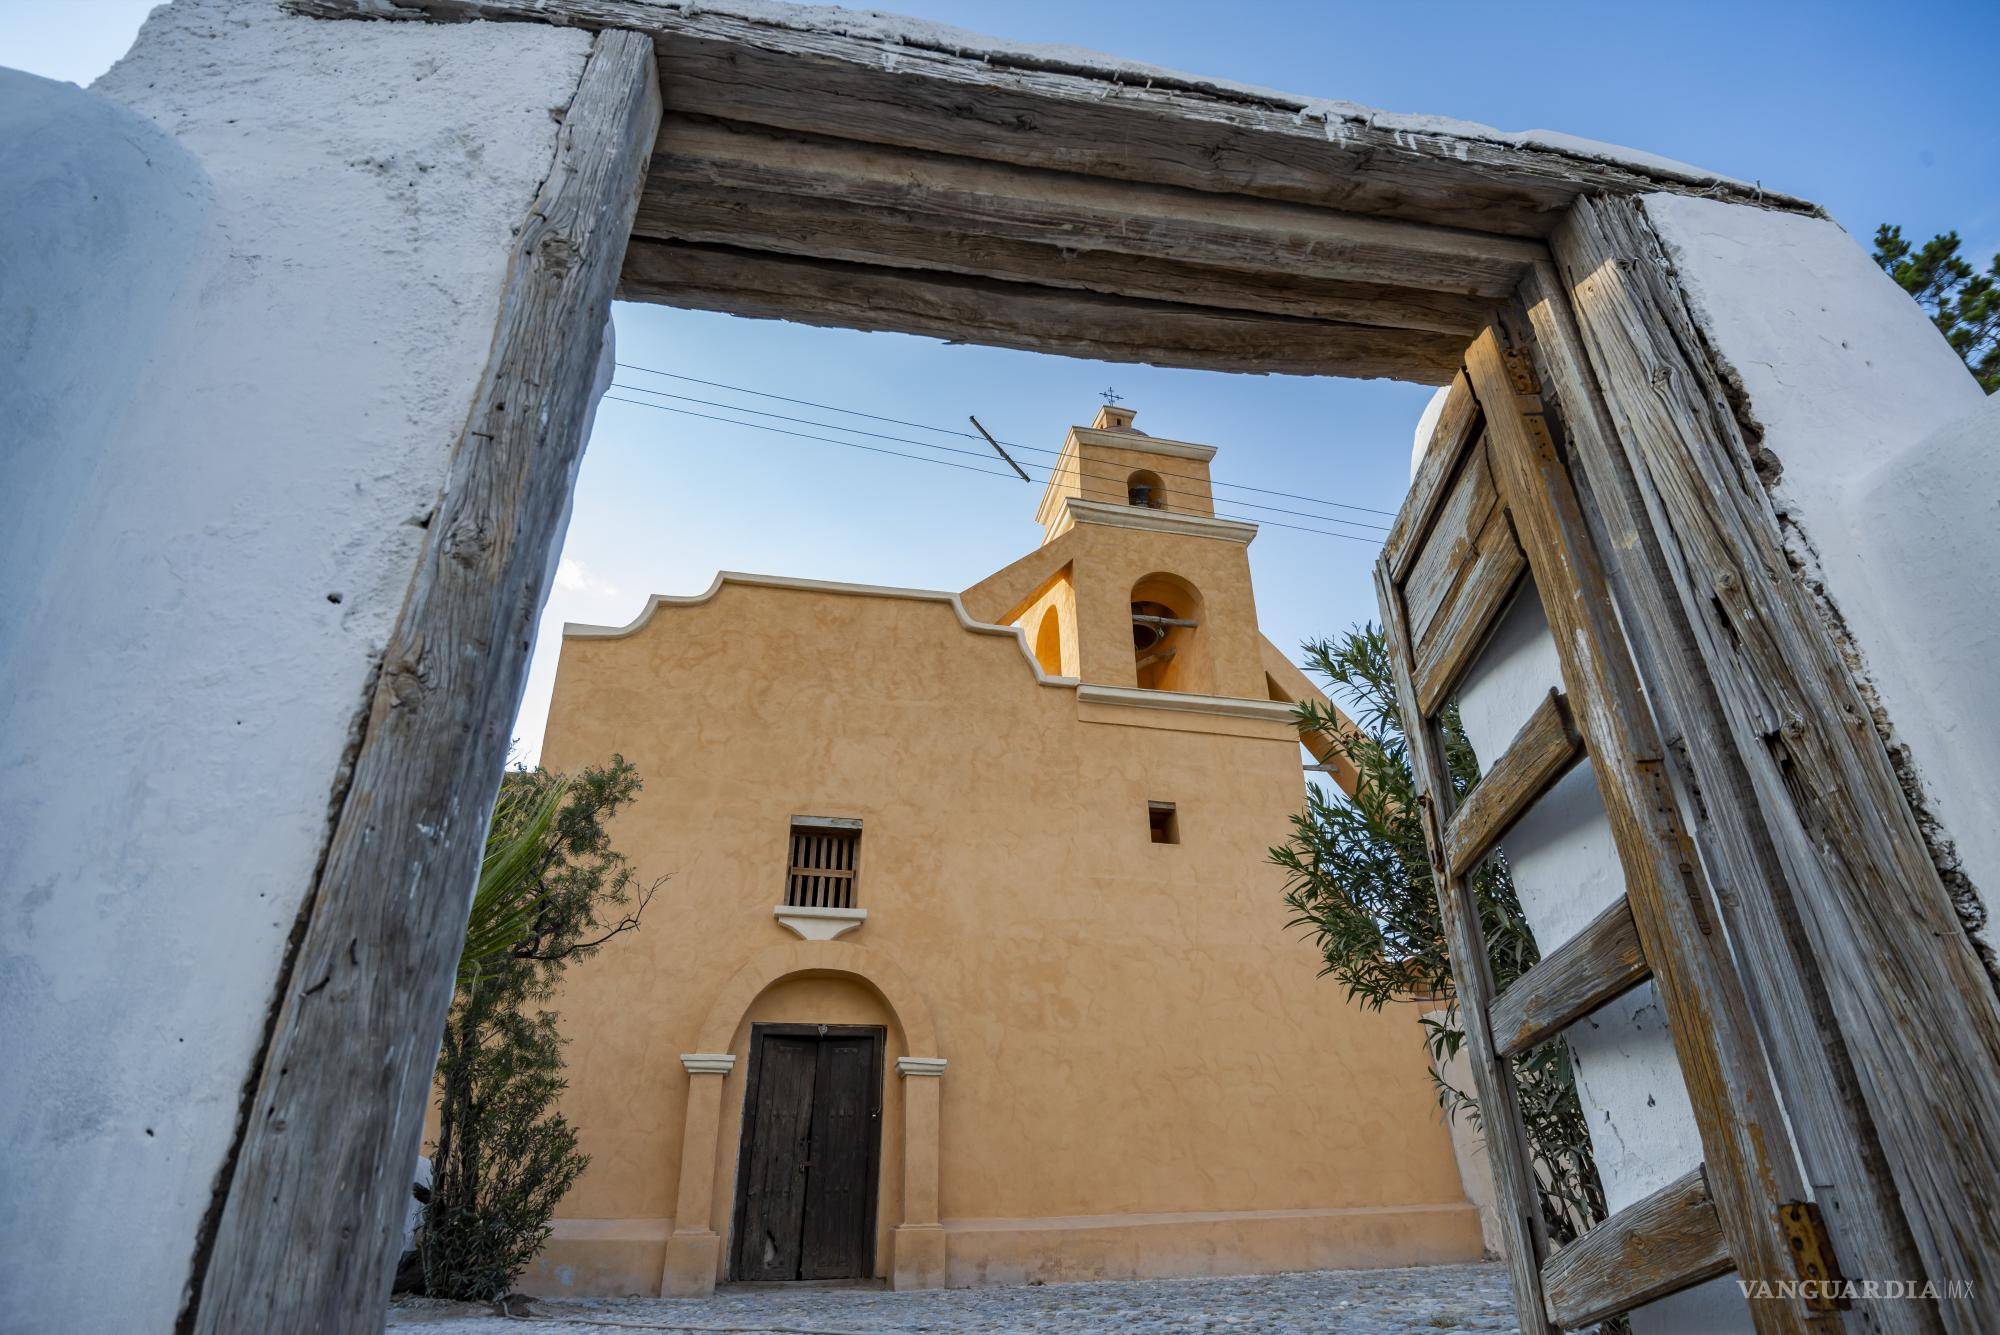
524 562 1482 1295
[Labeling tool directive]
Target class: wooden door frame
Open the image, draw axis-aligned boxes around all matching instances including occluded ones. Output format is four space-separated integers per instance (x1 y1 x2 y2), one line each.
1529 209 2000 1330
183 26 663 1334
729 1023 887 1283
184 4 1998 1330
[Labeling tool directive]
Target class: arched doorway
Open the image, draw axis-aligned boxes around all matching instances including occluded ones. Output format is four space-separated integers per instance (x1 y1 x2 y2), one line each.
663 943 945 1297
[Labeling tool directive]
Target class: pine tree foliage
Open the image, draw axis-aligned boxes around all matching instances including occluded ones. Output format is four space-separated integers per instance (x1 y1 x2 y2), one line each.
1271 625 1606 1244
421 757 664 1301
1874 224 2000 392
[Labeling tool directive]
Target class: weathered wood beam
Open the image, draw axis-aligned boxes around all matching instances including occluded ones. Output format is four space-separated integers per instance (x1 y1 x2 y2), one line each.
1467 324 1814 1330
185 30 661 1333
1378 558 1556 1335
1410 505 1527 715
290 0 1815 237
645 183 1495 335
1405 441 1499 645
1385 370 1482 578
1554 200 2000 1329
1515 258 1934 1329
639 116 1539 307
1489 897 1648 1060
1541 1167 1733 1329
1445 688 1583 880
620 239 1468 382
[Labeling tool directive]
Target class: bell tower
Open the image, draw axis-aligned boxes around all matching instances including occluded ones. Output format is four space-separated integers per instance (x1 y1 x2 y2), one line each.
970 405 1268 702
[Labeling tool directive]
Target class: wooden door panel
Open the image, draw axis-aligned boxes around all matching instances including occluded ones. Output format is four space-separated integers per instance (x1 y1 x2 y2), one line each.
799 1033 882 1279
734 1034 819 1281
1378 318 1833 1332
732 1024 884 1283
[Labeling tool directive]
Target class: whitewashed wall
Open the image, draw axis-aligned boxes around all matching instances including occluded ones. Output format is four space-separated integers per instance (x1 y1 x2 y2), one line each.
1642 195 1997 966
0 3 592 1328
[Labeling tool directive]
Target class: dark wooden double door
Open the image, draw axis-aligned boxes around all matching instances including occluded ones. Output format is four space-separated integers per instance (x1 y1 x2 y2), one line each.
731 1024 884 1282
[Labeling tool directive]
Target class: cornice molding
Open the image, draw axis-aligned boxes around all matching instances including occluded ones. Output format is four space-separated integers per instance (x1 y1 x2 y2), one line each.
680 1053 737 1075
1062 498 1257 544
1071 425 1218 461
896 1057 948 1078
1076 683 1299 724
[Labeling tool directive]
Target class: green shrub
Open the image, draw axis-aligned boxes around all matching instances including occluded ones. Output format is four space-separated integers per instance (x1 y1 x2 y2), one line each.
1271 625 1606 1244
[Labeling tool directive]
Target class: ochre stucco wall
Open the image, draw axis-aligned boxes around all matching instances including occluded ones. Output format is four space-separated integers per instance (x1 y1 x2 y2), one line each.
525 557 1481 1295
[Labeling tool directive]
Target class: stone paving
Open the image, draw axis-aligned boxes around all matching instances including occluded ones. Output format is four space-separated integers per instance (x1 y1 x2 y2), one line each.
387 1262 1518 1333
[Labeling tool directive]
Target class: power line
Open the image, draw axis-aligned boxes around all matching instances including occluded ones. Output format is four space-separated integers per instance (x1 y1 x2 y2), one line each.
599 395 1383 545
612 361 1403 520
607 381 1391 534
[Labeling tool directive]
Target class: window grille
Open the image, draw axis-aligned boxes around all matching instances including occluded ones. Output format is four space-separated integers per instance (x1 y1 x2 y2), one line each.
786 820 860 908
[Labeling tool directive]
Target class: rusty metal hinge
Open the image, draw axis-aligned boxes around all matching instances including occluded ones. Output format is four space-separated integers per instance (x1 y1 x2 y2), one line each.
1416 792 1446 876
1777 1200 1849 1312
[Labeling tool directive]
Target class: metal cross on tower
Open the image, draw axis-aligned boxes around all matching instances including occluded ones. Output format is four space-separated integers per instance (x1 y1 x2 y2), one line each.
1100 387 1124 406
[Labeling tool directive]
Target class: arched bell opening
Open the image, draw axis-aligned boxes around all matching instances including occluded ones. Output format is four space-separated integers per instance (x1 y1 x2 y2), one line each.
1129 572 1209 693
1126 468 1167 510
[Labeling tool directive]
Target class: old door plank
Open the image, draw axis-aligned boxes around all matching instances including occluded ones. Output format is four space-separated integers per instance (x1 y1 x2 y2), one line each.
620 239 1468 382
1444 688 1582 880
799 1031 882 1280
1465 325 1811 1333
1541 1166 1732 1329
1376 560 1555 1335
188 31 660 1334
1404 440 1501 646
1489 897 1648 1060
1553 205 1998 1327
1410 505 1528 716
738 1033 820 1281
1384 371 1482 578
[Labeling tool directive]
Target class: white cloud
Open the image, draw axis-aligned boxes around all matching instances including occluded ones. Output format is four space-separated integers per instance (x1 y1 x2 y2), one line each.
554 556 618 598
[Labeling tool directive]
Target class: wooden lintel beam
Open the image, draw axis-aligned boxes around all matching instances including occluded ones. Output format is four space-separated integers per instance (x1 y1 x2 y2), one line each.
620 239 1467 383
639 115 1538 307
641 183 1498 336
1540 1166 1733 1329
290 1 1817 238
1489 897 1649 1060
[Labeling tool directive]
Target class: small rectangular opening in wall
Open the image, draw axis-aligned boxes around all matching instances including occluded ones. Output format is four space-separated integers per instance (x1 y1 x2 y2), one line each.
787 818 861 908
1148 801 1179 845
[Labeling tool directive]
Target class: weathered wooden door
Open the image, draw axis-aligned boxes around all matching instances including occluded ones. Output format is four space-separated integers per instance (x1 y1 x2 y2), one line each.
732 1024 884 1282
1376 320 1841 1332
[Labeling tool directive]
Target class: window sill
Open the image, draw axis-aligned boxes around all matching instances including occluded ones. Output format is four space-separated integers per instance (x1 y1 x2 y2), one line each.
773 905 868 941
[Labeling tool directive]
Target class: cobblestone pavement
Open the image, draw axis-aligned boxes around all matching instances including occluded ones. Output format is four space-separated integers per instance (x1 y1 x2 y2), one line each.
387 1262 1517 1333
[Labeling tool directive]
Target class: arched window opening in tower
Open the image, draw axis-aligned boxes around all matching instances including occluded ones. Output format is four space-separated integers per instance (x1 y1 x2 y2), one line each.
1126 468 1167 510
1130 572 1208 693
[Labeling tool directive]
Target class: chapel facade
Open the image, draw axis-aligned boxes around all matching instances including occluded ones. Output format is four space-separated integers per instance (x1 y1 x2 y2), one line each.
530 405 1485 1297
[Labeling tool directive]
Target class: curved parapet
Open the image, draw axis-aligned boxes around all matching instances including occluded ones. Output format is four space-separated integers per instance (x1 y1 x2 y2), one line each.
563 570 1081 688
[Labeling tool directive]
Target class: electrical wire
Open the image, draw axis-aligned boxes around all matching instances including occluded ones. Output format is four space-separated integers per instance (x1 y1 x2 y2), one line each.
612 361 1402 520
607 381 1391 534
598 395 1384 545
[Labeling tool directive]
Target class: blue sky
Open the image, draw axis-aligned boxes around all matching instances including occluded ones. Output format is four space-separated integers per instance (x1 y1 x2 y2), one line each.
10 0 1995 761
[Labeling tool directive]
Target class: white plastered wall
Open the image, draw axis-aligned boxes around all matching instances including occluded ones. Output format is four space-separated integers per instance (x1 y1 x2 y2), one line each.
1641 194 1996 965
0 3 593 1328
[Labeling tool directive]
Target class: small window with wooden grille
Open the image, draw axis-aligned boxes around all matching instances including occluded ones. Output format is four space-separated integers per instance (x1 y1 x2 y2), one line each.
785 818 861 909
